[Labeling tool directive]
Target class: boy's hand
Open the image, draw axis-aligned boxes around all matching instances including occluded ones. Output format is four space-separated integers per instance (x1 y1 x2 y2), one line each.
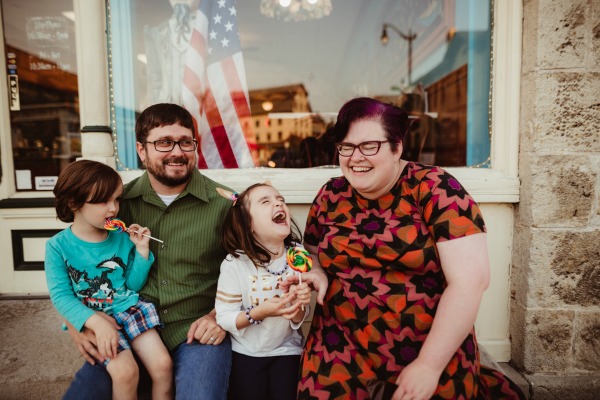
128 223 151 259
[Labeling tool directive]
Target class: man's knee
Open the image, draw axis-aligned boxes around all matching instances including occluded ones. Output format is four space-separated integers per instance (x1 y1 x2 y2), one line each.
63 362 112 400
172 340 232 399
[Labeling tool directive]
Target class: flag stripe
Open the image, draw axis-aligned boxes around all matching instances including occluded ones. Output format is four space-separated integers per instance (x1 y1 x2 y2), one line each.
223 55 254 165
191 117 208 169
203 87 239 167
181 0 256 169
208 60 252 167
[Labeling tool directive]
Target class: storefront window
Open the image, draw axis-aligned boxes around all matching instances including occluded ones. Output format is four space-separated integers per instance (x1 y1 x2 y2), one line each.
2 0 79 191
108 0 491 170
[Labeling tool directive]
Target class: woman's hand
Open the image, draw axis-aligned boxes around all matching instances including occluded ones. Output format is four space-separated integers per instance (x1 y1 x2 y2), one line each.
393 358 442 400
293 282 311 306
300 268 328 304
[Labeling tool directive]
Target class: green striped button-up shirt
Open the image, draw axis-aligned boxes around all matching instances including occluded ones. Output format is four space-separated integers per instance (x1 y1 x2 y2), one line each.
119 169 231 351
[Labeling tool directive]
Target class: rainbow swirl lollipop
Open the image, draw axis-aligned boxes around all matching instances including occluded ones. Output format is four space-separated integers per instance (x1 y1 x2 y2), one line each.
287 246 312 310
104 218 127 232
104 218 163 243
286 246 313 273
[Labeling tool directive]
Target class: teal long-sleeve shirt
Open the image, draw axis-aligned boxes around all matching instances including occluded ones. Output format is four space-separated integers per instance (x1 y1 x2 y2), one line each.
45 228 155 332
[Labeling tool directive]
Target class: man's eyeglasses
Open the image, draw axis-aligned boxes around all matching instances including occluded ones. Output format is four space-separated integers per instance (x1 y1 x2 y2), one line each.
144 139 198 152
336 140 389 157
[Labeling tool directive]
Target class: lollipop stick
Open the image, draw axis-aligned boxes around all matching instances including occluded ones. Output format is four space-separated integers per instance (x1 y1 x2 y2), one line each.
299 274 305 311
127 228 164 244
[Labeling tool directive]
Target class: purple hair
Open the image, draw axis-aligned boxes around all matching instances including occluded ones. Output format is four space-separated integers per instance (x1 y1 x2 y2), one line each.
331 97 409 152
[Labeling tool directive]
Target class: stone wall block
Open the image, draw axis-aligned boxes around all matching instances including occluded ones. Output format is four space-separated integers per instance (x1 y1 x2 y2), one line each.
521 0 539 75
573 311 600 371
528 229 600 307
591 0 600 68
537 0 589 69
511 224 532 306
518 74 537 153
521 309 575 372
533 72 600 153
509 302 527 370
528 155 596 227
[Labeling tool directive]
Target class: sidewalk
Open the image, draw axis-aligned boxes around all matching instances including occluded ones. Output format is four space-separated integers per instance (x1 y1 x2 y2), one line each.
0 298 531 399
0 298 80 399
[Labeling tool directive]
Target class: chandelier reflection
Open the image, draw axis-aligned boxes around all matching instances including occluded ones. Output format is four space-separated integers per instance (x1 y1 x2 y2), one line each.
260 0 333 22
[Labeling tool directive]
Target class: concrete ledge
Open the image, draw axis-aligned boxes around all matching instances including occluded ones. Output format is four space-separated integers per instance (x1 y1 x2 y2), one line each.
525 373 600 400
480 345 531 398
0 299 81 399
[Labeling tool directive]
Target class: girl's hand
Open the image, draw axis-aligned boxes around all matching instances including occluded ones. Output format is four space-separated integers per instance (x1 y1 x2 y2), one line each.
253 292 302 321
392 358 442 400
84 313 120 360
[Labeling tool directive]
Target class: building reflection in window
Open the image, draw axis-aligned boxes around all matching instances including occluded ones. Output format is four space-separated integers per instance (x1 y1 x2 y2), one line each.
110 0 491 169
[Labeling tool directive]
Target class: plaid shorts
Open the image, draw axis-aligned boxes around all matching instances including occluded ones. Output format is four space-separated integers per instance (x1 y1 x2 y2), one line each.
102 299 161 366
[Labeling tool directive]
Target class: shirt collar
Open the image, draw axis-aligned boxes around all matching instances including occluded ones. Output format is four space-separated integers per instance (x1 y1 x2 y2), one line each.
123 169 209 204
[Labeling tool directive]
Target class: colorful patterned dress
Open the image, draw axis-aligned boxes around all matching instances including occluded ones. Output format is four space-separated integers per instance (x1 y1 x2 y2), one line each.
298 162 524 399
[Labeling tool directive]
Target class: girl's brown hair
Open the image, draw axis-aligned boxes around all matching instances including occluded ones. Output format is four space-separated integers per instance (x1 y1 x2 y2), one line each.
221 183 302 266
53 160 122 223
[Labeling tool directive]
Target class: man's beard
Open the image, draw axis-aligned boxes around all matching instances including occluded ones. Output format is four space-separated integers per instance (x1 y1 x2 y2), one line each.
144 156 194 187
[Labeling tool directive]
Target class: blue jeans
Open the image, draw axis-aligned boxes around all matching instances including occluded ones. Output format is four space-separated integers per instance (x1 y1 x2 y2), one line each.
63 337 232 400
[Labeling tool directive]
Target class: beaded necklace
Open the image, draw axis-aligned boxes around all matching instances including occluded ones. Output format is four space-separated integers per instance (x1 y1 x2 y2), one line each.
261 246 289 276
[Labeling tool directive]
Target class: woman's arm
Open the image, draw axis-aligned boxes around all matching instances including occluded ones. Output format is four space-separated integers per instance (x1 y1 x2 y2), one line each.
393 233 490 400
300 244 329 305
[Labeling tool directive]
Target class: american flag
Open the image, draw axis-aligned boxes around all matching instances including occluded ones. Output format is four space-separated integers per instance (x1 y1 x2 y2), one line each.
183 0 256 168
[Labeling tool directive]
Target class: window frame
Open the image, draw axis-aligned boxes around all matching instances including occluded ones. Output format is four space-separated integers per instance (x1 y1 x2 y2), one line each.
0 0 521 205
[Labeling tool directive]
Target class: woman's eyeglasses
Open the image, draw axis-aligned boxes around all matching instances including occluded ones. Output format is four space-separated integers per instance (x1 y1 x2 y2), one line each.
144 139 198 152
335 140 389 157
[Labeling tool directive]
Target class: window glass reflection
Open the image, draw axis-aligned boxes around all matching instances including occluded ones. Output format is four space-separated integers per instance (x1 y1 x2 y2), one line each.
110 0 491 169
2 0 79 191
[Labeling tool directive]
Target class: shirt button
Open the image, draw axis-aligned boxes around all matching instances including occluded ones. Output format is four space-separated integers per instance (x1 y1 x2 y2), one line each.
163 309 168 314
161 244 167 250
162 280 167 285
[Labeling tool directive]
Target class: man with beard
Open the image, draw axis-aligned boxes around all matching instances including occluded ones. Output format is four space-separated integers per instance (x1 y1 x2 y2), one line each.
64 103 233 399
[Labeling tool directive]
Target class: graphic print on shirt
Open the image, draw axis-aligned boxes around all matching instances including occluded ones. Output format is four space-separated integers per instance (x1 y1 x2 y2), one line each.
66 255 126 310
248 272 290 307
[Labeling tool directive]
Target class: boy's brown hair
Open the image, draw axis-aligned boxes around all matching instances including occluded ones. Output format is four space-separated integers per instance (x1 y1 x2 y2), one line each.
53 160 122 223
